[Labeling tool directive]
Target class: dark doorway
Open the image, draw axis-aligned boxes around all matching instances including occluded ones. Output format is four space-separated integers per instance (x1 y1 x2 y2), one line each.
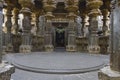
56 27 65 47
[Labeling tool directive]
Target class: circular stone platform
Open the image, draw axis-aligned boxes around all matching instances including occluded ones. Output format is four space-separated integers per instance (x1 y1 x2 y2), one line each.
6 52 106 74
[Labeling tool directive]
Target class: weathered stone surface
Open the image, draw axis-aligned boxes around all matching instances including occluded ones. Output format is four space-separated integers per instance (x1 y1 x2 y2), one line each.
0 62 15 80
110 53 120 72
98 36 109 54
32 35 44 51
98 66 120 80
76 36 88 52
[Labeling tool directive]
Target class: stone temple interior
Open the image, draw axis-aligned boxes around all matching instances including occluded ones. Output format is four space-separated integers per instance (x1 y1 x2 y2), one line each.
0 0 120 80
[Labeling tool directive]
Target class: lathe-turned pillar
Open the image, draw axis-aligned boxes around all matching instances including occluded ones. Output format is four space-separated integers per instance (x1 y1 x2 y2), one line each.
65 0 78 52
43 0 56 51
4 1 14 52
87 0 103 54
19 0 33 53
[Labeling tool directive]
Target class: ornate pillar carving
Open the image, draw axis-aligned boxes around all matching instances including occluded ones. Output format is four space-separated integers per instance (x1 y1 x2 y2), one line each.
12 8 19 34
4 1 14 53
19 0 33 53
65 0 78 52
98 1 120 80
101 9 110 36
34 10 41 35
0 1 15 80
81 14 87 37
12 8 22 53
87 0 103 54
43 0 56 51
31 10 44 51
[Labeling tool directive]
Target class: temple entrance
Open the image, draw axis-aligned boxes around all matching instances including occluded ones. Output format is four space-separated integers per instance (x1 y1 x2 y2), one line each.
55 27 65 47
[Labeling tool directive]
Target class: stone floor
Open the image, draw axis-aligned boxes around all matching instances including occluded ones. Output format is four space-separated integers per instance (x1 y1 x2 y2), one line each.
3 51 110 80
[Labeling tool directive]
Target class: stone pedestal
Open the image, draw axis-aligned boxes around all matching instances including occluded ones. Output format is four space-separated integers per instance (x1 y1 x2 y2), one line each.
76 36 88 52
32 35 44 51
66 31 76 52
0 62 15 80
44 32 54 52
102 9 110 36
98 66 120 80
98 36 109 54
12 34 22 53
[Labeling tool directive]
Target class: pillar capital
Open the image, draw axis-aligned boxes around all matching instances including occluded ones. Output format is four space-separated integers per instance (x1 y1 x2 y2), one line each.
13 8 19 15
43 0 56 20
87 0 103 17
19 0 33 8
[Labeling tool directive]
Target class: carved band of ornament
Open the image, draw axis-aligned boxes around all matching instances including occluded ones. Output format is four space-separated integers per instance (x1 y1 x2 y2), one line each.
19 0 33 8
101 9 109 16
87 0 103 9
88 9 101 17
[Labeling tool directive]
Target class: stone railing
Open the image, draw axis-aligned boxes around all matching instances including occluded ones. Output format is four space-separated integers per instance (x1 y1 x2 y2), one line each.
76 36 88 52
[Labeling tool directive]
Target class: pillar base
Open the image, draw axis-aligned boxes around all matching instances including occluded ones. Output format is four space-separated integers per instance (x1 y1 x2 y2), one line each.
66 45 76 52
0 61 15 80
98 66 120 80
44 45 54 52
88 45 100 54
6 44 13 53
19 45 32 53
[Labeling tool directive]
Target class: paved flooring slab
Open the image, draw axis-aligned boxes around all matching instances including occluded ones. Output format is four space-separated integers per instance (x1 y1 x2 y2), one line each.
5 52 109 74
4 52 109 80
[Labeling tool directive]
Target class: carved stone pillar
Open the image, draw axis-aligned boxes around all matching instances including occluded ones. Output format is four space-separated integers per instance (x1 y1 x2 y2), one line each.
12 8 22 53
31 11 44 51
87 0 103 54
81 14 87 37
101 9 110 36
34 11 40 35
43 0 56 51
66 19 77 52
0 1 15 80
19 0 33 53
4 1 13 53
98 1 120 80
12 8 19 34
65 0 78 52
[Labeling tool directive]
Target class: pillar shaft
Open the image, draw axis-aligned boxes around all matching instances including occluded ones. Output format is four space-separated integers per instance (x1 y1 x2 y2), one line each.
43 0 56 51
12 8 19 34
5 6 12 43
19 0 33 53
87 0 103 54
102 9 109 36
5 5 13 52
81 15 87 36
34 12 40 34
0 1 3 63
65 0 78 52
